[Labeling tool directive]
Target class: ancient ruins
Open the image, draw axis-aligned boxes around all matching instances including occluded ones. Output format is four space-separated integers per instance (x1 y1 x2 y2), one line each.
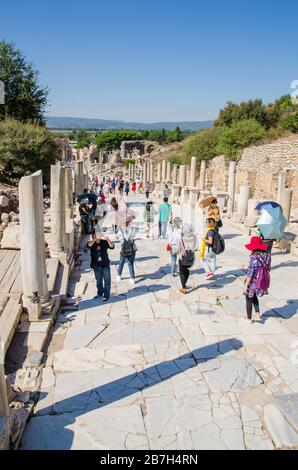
0 135 298 449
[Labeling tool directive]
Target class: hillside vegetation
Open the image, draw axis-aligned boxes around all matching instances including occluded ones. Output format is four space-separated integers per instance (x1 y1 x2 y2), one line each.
166 95 298 168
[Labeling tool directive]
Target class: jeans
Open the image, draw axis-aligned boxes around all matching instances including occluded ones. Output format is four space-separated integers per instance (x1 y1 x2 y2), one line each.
93 266 111 298
179 260 190 289
159 221 168 239
201 249 216 275
171 254 178 274
246 293 260 320
118 255 136 279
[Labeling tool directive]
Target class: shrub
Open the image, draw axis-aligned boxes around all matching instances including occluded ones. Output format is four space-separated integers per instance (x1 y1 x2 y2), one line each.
0 118 59 184
216 119 266 158
183 127 223 166
281 112 298 133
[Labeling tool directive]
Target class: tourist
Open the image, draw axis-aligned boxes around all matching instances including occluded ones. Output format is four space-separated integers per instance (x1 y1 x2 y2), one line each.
124 181 130 197
145 181 150 199
168 217 182 276
143 201 157 238
111 179 117 194
117 222 137 287
139 181 143 193
158 197 173 239
162 183 169 199
79 202 92 234
200 218 218 280
208 198 222 228
132 181 137 194
119 179 124 195
87 229 115 302
243 236 271 324
178 223 197 294
110 197 119 234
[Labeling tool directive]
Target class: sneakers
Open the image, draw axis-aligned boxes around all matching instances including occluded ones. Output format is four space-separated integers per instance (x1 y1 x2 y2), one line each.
102 297 110 303
206 272 213 280
116 275 122 283
129 278 135 286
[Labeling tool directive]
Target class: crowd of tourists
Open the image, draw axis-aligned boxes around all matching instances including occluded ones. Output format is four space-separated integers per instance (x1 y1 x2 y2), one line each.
80 175 272 324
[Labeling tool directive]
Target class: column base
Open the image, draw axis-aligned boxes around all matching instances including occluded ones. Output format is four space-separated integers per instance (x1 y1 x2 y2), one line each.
189 187 200 204
181 187 191 204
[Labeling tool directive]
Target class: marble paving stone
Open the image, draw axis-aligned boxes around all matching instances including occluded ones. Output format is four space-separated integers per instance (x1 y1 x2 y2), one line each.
273 394 298 431
203 357 263 392
64 323 107 349
264 404 298 449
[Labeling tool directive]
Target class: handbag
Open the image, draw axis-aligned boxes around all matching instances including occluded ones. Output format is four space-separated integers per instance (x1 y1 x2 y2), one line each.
166 243 171 252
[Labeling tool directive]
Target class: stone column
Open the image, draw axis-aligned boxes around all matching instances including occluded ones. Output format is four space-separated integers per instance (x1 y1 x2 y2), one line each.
227 161 237 215
277 170 287 204
19 171 49 320
74 161 84 195
143 162 147 182
149 162 154 184
51 165 66 256
190 156 197 188
172 164 178 184
0 340 9 417
162 160 167 182
179 165 187 188
238 185 250 218
199 160 206 191
157 162 162 183
280 188 293 222
166 162 172 182
186 167 191 187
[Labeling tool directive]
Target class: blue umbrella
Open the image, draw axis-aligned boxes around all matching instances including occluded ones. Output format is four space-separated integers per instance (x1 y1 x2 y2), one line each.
257 206 287 239
255 201 281 211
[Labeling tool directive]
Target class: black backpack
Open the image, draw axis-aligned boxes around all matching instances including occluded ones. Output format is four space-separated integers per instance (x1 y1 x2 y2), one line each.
121 239 135 258
212 230 225 255
180 240 195 267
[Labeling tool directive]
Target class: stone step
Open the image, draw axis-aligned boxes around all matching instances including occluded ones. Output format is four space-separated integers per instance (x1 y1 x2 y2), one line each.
0 295 22 353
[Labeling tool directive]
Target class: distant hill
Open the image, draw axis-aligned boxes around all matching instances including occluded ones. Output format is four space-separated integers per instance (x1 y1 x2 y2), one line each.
46 116 213 132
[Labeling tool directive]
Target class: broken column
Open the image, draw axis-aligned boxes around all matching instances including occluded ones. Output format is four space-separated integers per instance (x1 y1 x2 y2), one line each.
172 164 178 184
166 162 172 182
162 161 167 182
227 161 237 216
51 165 67 256
189 156 200 203
280 188 293 222
238 185 250 220
149 161 154 184
19 171 50 320
199 160 206 191
179 165 187 188
143 162 147 182
156 162 162 183
74 161 84 195
277 170 288 204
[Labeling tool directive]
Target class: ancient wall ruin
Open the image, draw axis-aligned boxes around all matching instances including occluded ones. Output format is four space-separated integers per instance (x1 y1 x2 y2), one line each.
206 138 298 208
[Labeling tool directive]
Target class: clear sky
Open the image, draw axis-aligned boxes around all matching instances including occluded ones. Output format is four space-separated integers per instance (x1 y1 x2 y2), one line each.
1 0 297 122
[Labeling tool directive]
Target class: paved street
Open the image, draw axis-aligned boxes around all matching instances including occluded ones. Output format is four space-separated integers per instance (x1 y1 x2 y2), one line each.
21 196 298 450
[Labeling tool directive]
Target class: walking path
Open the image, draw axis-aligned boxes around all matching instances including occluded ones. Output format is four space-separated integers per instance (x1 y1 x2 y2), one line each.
21 195 298 450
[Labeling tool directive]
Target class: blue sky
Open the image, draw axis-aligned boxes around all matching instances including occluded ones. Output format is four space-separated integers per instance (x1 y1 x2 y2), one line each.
1 0 297 122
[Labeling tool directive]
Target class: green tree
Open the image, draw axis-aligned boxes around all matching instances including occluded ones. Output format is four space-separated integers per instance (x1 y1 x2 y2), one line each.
95 130 141 151
216 119 266 158
124 159 136 170
281 112 298 133
0 40 48 124
175 126 183 142
183 127 223 165
0 118 58 184
215 99 278 130
169 155 183 165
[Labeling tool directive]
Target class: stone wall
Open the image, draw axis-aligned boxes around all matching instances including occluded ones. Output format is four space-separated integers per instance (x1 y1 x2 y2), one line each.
206 138 298 209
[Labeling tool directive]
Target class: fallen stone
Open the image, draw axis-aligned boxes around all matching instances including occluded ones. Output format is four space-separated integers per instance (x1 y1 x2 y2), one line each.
273 394 298 431
264 404 298 449
24 352 43 368
0 195 9 207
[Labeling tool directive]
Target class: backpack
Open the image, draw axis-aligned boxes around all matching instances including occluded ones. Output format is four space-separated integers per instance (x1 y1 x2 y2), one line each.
180 240 195 267
212 230 225 255
255 261 270 291
121 239 135 258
